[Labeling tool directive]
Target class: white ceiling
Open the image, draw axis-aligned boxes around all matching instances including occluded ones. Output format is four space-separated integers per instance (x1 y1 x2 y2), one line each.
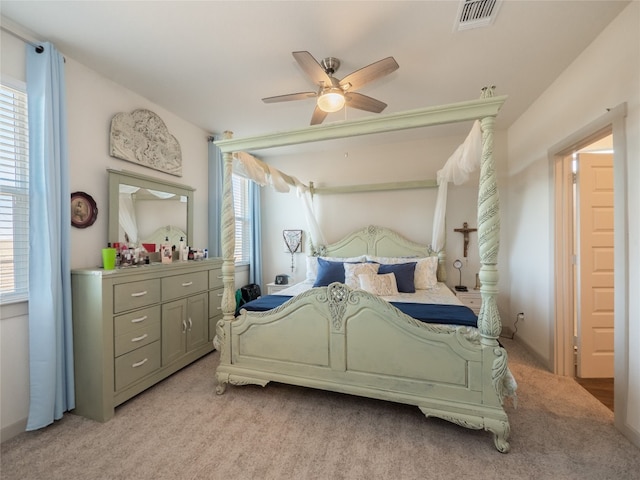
0 1 629 145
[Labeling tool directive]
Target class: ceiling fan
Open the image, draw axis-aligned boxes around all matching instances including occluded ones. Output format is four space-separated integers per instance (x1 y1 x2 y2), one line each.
262 51 399 125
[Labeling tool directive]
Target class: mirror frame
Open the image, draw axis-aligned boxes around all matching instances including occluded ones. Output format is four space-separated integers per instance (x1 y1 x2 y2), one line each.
107 168 194 248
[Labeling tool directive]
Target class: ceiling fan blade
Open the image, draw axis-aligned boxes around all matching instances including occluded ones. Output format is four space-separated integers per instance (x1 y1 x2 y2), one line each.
310 105 328 125
339 57 399 91
292 51 333 87
262 92 317 103
344 92 387 113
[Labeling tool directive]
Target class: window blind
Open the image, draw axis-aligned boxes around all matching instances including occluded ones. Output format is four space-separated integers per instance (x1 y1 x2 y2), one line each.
0 84 29 304
232 174 250 265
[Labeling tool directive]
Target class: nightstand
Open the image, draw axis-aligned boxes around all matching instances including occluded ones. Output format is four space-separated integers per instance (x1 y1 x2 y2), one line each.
455 289 482 315
266 282 288 295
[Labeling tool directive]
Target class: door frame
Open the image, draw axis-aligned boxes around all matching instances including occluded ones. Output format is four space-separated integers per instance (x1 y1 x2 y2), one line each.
549 103 627 425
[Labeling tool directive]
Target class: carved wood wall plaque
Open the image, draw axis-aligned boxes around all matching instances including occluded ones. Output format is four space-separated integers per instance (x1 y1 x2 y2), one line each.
109 109 182 177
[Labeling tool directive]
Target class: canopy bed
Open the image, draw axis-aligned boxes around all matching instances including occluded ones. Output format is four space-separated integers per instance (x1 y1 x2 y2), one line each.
213 89 515 452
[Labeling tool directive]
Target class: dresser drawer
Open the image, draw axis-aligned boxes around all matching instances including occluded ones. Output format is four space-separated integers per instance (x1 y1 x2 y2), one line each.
209 286 223 318
114 341 161 391
113 279 161 314
114 306 160 337
209 267 223 289
114 322 161 357
162 271 208 301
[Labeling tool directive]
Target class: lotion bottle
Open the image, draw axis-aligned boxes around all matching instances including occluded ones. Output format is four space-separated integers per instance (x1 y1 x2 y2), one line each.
178 236 186 261
161 236 172 264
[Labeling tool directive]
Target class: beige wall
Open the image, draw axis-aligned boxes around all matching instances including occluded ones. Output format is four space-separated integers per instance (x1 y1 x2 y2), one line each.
65 60 210 269
506 2 639 446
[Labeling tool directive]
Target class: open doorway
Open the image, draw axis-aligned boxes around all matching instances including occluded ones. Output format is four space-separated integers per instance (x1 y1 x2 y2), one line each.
551 102 630 441
574 138 615 410
554 132 614 411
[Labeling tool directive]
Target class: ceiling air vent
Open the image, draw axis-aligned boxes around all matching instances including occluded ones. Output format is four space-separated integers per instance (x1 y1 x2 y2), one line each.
454 0 502 31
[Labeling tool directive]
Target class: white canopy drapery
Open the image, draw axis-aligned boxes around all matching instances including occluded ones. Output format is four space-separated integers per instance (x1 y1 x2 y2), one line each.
431 120 482 252
233 119 482 256
232 151 326 247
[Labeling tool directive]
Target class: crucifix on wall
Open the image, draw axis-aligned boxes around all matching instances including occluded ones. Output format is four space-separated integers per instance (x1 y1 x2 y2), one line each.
454 222 477 258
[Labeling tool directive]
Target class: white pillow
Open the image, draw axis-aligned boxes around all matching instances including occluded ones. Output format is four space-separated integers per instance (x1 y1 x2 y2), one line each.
344 262 379 289
359 272 399 296
414 256 438 289
305 255 366 282
305 256 318 282
366 255 438 289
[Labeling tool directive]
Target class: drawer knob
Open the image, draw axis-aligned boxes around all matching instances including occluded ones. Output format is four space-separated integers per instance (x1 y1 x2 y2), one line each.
132 358 148 368
131 333 148 343
130 290 148 298
181 281 193 287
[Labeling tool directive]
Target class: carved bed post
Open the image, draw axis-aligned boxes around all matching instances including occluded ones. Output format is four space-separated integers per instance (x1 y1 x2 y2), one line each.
220 131 236 323
477 97 501 347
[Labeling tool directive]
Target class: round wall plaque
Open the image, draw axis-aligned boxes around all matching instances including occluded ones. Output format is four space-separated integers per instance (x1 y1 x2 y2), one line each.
71 191 98 228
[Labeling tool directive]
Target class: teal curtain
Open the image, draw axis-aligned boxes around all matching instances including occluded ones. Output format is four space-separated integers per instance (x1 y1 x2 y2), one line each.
26 42 74 430
249 182 262 286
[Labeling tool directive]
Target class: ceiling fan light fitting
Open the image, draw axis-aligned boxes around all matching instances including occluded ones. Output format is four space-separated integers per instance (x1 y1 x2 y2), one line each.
317 88 345 113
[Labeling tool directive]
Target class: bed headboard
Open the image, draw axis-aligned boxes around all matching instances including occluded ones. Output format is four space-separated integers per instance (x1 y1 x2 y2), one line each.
317 225 446 282
320 225 432 257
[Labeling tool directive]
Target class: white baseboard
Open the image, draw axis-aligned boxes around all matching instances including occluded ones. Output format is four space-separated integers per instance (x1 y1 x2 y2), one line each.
1 417 27 444
617 418 640 450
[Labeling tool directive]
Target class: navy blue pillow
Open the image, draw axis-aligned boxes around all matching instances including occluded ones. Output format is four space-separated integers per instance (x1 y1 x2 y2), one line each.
378 262 417 293
313 258 346 287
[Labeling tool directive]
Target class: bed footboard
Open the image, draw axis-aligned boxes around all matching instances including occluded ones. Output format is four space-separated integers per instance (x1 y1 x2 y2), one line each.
215 283 513 452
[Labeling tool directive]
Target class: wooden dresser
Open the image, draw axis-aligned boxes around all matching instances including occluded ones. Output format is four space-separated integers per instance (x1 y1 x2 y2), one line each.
71 258 223 422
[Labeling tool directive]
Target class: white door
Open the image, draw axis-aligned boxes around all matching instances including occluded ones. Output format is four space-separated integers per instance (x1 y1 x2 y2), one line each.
576 153 614 378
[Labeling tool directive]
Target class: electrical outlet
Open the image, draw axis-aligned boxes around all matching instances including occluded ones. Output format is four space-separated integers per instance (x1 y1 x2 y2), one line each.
517 312 524 321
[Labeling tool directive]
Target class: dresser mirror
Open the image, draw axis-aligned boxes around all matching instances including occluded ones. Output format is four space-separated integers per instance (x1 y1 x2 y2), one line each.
107 169 194 254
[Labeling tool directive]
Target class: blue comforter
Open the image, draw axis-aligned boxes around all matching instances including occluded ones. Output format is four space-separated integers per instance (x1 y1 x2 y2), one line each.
240 294 478 328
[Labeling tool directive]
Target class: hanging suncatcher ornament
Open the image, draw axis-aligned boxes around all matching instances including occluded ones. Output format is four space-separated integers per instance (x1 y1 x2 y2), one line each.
283 229 303 272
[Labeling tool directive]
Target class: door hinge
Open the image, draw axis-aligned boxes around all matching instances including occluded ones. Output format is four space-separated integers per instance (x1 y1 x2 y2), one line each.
572 172 577 184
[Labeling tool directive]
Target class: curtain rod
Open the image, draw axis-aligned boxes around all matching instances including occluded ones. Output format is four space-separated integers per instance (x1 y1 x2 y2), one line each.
1 25 44 53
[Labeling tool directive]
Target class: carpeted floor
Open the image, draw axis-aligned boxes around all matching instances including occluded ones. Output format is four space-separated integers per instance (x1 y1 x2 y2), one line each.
1 338 638 480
